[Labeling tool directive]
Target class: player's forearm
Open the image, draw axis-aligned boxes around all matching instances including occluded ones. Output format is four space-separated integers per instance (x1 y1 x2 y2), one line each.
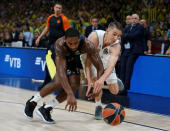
61 80 74 95
85 66 92 83
56 58 74 95
58 70 74 95
96 63 104 79
90 54 104 79
85 59 93 83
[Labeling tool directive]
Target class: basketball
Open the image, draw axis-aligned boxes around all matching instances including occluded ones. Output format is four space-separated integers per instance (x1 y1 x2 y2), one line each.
102 103 125 126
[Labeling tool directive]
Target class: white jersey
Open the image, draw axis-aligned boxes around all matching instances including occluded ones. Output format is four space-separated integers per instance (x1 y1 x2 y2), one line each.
95 30 119 69
91 30 119 84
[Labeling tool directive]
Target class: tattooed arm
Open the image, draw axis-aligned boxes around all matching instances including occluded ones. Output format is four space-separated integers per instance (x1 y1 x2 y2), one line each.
84 36 104 98
54 38 77 111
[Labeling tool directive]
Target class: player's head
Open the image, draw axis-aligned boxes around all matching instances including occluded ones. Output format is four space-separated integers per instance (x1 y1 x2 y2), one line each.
65 28 80 51
54 2 62 15
106 21 122 44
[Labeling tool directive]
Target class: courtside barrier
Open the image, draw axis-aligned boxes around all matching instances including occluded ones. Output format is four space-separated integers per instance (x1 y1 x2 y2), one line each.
130 55 170 98
0 47 46 79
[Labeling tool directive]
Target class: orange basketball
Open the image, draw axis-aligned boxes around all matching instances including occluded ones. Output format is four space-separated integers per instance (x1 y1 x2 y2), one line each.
102 103 125 126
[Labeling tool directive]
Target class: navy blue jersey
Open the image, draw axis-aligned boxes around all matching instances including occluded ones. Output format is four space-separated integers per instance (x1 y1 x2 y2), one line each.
64 36 85 72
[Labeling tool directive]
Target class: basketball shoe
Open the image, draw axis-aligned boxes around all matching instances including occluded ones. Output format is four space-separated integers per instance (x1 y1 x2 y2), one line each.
24 96 37 119
95 105 103 120
36 104 56 124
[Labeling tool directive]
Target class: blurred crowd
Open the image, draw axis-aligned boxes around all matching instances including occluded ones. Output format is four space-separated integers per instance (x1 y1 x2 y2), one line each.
0 0 169 50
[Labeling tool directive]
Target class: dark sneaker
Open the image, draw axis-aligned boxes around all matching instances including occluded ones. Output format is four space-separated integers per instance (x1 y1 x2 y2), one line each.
94 105 103 120
24 96 37 119
36 104 56 124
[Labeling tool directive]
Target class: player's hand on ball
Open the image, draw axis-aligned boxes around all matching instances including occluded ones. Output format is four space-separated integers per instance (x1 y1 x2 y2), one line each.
65 94 77 112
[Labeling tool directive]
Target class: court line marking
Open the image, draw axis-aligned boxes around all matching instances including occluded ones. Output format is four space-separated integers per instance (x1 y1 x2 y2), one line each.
0 100 168 131
1 84 170 117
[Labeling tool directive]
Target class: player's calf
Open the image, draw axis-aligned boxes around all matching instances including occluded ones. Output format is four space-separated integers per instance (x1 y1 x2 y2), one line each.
108 84 119 95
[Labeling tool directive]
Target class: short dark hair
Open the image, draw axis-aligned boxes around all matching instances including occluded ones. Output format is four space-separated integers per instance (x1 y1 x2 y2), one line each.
108 21 122 31
90 16 98 21
54 2 62 7
65 28 80 38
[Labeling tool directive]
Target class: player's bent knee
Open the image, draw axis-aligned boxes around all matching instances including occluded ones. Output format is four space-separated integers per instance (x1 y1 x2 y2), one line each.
108 84 119 95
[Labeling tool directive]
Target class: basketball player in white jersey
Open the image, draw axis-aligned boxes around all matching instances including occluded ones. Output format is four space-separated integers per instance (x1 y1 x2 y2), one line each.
85 22 123 119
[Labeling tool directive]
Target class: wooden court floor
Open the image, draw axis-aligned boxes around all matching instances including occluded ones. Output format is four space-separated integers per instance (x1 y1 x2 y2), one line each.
0 85 170 131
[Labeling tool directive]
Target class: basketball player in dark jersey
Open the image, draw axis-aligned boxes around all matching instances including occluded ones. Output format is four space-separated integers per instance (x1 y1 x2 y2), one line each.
24 28 104 124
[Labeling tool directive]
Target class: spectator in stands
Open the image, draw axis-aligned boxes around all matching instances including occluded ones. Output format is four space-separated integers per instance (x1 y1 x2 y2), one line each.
116 15 132 78
1 0 170 53
150 31 156 40
35 2 70 90
32 31 40 47
165 37 170 55
32 31 48 48
17 32 28 47
4 32 12 47
155 31 163 40
120 15 132 94
163 33 170 55
165 46 170 55
0 32 4 46
162 23 169 37
85 16 105 37
125 15 132 27
120 17 131 50
167 29 170 38
120 14 145 94
11 26 19 42
140 19 152 54
23 24 34 47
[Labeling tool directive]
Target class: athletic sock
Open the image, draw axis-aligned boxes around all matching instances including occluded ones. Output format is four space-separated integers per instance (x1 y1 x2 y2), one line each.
95 99 102 107
44 98 59 109
30 93 42 103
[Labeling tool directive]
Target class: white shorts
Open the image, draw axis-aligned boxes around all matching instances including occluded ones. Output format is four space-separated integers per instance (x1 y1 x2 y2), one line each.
91 66 117 84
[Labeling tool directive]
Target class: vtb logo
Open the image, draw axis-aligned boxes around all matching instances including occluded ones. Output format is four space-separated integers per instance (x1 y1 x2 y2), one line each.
4 55 21 68
35 57 46 71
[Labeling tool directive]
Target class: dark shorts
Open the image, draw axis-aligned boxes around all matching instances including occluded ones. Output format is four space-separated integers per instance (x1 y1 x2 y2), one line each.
66 55 83 76
49 49 82 76
66 69 80 76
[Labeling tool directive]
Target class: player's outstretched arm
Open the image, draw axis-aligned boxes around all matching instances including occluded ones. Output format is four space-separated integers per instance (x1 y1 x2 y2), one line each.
85 55 93 96
55 55 77 112
54 41 77 112
99 43 121 82
85 38 104 98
